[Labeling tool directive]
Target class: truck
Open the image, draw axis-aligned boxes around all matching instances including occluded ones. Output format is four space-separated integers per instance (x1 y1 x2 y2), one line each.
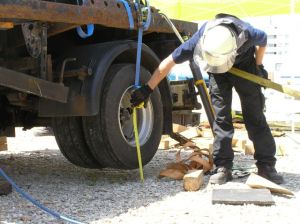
0 0 199 170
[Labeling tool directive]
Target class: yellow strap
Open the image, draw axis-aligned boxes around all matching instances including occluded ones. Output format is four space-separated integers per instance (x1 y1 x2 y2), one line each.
194 79 215 117
133 107 144 182
229 67 300 100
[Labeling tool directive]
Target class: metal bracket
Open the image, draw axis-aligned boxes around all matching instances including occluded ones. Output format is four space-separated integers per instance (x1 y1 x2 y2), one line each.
21 22 42 58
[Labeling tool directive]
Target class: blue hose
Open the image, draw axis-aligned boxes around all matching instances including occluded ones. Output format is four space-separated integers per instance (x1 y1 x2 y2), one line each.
0 168 85 224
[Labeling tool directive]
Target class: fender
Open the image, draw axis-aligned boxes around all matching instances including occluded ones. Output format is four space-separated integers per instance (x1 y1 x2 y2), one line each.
39 40 173 133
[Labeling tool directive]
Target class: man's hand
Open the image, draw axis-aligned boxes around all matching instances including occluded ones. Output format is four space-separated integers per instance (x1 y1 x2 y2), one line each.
256 64 268 79
130 84 153 107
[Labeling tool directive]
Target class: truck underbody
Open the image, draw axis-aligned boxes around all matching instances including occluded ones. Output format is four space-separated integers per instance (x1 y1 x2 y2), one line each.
0 0 198 169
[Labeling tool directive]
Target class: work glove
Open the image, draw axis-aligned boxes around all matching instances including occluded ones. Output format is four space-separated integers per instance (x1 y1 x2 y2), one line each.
256 64 268 80
130 84 153 108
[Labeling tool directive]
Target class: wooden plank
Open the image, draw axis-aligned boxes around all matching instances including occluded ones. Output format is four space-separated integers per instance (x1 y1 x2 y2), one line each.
246 173 294 196
212 188 275 205
198 128 213 138
179 127 201 140
183 170 204 191
173 123 188 133
0 137 8 151
159 137 179 149
245 143 255 155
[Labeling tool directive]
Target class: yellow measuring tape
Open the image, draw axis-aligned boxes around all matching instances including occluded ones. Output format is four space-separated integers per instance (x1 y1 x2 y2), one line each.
229 67 300 100
133 105 144 182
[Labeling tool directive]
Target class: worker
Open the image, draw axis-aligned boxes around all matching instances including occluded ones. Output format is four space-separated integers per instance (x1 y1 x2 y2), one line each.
130 13 284 185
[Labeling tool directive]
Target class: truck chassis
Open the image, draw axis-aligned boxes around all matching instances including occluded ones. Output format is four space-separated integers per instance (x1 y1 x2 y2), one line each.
0 0 198 169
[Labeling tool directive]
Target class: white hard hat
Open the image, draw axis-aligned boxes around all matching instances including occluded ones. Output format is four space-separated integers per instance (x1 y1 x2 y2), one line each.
194 25 237 73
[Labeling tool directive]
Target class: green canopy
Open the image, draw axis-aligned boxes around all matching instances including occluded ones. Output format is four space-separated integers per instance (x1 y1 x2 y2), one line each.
151 0 300 21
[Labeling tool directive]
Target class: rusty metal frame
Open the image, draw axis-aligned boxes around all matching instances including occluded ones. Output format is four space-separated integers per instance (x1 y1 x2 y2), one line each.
0 66 69 103
0 0 197 35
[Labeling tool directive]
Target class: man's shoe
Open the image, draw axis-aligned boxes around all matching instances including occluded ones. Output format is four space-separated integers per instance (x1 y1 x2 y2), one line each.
209 167 232 185
257 165 284 185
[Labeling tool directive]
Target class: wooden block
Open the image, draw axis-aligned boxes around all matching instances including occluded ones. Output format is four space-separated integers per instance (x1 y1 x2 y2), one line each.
236 139 247 151
172 123 188 133
183 170 204 191
246 173 294 196
208 144 213 155
212 188 274 205
192 138 212 149
0 137 8 151
159 137 179 149
245 143 255 155
0 180 12 196
276 144 286 156
200 128 213 138
271 130 285 137
232 139 238 147
159 140 169 150
179 127 201 140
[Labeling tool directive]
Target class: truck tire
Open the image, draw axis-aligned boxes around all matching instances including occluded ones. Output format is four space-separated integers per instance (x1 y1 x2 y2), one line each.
52 117 102 168
83 64 163 169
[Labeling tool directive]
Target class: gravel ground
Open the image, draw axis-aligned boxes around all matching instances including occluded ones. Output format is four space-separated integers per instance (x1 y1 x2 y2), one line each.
0 128 300 224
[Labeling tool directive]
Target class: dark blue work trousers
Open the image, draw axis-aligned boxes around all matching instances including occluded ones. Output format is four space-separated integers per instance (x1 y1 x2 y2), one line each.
209 65 276 169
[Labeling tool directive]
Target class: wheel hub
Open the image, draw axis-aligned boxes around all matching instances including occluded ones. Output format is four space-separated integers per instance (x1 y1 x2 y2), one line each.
118 86 154 147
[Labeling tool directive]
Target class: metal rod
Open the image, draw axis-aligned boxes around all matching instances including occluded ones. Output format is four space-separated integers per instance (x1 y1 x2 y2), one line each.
189 61 215 135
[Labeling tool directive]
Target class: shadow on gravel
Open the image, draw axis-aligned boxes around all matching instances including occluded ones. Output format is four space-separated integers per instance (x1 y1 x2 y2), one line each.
280 172 300 193
0 150 185 223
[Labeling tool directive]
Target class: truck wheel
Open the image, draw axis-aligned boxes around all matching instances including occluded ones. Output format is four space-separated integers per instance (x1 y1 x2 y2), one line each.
52 117 102 168
83 64 163 169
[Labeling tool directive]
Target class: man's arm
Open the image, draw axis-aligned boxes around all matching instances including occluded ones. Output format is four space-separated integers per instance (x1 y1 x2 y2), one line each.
255 45 266 65
147 54 176 90
130 54 176 107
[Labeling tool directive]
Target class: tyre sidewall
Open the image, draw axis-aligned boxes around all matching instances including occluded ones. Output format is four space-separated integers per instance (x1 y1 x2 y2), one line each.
102 64 163 169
